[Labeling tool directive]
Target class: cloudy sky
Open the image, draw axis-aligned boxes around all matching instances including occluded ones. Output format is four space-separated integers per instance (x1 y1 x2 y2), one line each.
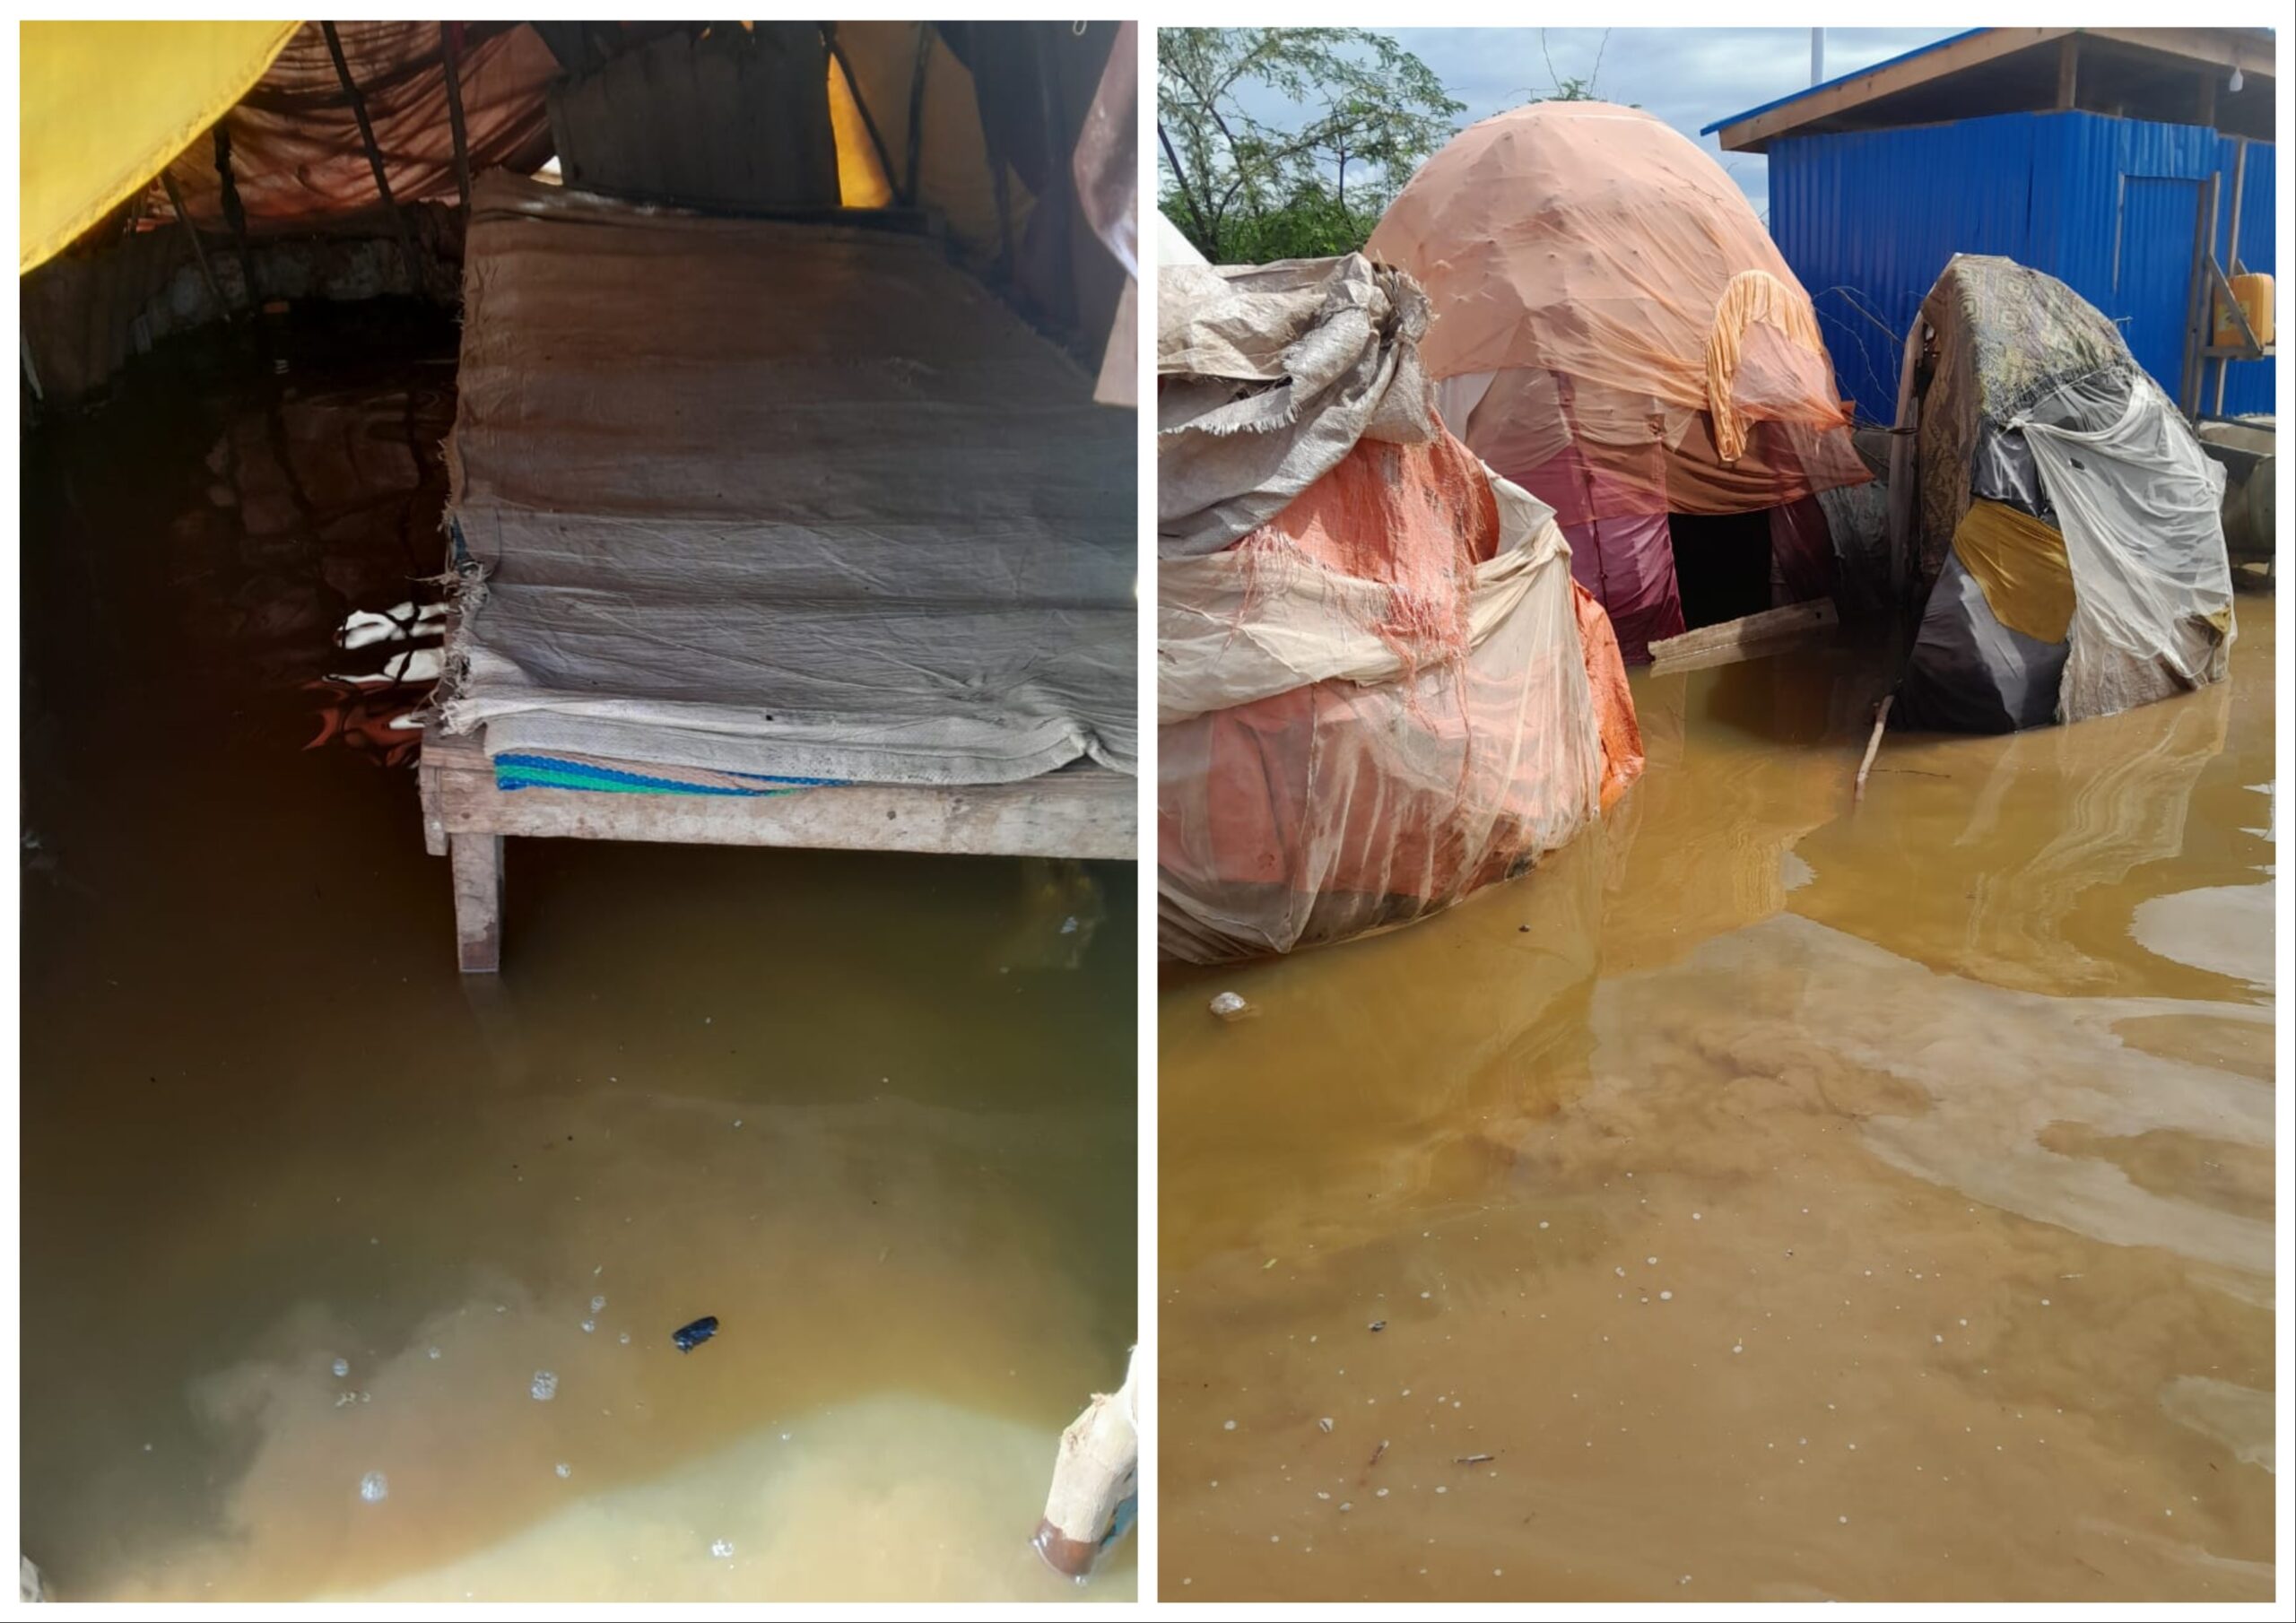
1387 28 1957 218
1212 27 1962 223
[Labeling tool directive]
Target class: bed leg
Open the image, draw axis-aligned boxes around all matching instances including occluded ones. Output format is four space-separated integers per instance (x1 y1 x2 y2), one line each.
1032 1346 1139 1581
450 832 504 974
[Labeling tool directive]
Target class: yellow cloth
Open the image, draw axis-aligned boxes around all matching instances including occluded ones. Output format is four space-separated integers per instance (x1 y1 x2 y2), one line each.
1952 499 2076 645
1704 267 1831 464
827 51 893 208
21 20 298 274
833 22 1032 252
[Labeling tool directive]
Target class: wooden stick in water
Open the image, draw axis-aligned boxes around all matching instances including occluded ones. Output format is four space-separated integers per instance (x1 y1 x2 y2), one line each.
1854 694 1894 802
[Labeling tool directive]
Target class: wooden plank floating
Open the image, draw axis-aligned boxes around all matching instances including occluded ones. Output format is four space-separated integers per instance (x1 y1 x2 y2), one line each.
1647 597 1839 673
420 722 1134 973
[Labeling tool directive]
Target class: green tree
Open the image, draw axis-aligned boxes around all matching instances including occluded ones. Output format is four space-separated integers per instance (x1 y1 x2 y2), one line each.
1157 28 1463 263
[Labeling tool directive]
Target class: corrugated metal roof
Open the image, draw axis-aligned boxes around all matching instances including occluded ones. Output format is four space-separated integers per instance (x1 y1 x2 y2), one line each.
1700 29 1986 136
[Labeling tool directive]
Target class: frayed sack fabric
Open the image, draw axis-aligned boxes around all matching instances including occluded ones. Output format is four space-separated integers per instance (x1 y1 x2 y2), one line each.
439 175 1135 787
1159 256 1641 962
1158 254 1436 557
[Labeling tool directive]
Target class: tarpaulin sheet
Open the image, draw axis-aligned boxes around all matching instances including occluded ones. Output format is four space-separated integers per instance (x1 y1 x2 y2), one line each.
439 174 1135 786
19 20 296 273
156 22 558 234
1159 254 1436 557
2025 378 2235 723
1952 499 2075 645
1900 256 2233 733
1366 101 1870 658
1366 102 1860 472
1159 255 1640 962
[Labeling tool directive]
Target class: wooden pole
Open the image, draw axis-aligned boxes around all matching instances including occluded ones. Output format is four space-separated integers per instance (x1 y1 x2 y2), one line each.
1854 695 1893 802
159 169 232 324
901 26 934 207
439 22 473 212
1885 322 1923 602
322 22 420 288
213 126 258 311
2179 173 2216 417
2213 140 2249 417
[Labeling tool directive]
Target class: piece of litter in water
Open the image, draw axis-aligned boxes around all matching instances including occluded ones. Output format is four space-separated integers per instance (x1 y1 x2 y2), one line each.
709 1540 735 1558
530 1370 559 1402
1209 991 1251 1020
591 1296 607 1313
1318 1418 1335 1434
332 1358 350 1378
554 1462 571 1480
673 1315 719 1352
359 1471 387 1504
426 1347 441 1360
581 1320 596 1334
619 1332 631 1345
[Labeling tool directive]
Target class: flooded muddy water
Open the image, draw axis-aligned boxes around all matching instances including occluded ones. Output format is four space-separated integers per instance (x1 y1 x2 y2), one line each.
1159 607 2276 1601
17 308 1136 1602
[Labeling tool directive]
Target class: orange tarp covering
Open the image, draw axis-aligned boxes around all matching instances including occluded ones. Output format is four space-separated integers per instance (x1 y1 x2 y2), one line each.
1366 100 1861 490
1366 101 1870 661
1160 423 1640 961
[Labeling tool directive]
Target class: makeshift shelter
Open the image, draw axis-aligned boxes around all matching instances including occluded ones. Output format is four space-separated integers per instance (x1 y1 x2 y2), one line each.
414 24 1139 972
1159 255 1642 962
1892 255 2235 733
21 22 1137 406
22 22 1142 972
1365 101 1871 663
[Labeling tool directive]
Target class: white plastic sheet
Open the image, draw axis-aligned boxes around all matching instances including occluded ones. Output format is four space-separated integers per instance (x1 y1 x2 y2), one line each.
2021 378 2235 724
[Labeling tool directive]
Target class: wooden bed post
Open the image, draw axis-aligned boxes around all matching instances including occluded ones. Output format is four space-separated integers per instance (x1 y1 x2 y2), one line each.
449 833 504 974
1032 1346 1139 1581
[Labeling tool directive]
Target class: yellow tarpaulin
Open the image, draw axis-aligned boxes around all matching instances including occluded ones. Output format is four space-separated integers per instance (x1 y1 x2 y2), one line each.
1952 498 2076 645
20 20 299 275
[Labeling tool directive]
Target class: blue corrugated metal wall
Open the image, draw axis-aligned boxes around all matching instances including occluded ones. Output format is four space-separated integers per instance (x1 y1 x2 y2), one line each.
1770 108 2275 423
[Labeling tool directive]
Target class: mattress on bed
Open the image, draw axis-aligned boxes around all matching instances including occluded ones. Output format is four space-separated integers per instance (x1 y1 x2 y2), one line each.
438 173 1135 788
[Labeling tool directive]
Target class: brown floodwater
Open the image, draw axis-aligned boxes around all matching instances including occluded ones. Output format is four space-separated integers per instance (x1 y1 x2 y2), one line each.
1159 603 2277 1601
18 307 1136 1602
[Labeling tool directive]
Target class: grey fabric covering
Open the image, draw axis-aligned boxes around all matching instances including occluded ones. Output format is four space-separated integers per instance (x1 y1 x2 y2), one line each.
439 174 1135 785
1901 255 2230 734
1157 254 1436 557
2025 375 2234 724
1897 551 2068 733
1915 255 2134 588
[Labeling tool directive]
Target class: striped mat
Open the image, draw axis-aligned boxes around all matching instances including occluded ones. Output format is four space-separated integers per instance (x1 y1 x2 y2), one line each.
493 751 844 798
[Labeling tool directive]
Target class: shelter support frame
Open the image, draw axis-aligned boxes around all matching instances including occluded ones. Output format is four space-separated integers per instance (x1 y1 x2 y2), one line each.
2181 155 2274 419
418 722 1134 974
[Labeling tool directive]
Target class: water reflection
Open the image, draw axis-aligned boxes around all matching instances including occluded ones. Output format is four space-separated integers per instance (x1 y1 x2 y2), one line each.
19 309 1137 1602
1161 608 2275 1601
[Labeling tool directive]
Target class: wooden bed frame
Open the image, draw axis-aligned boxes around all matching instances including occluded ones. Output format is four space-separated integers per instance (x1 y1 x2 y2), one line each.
417 723 1135 973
